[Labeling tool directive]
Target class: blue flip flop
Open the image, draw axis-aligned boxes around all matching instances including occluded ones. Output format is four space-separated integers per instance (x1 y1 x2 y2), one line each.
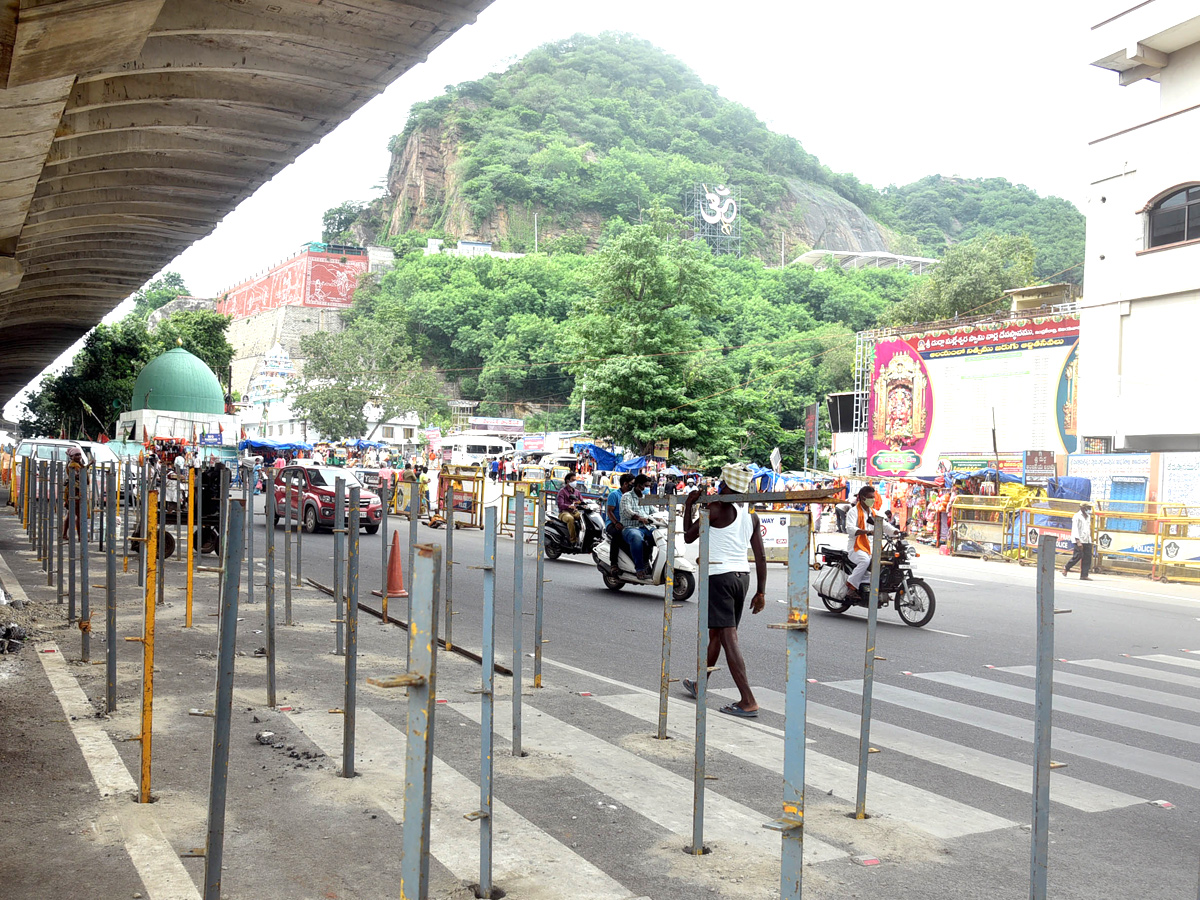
718 703 758 719
681 678 698 699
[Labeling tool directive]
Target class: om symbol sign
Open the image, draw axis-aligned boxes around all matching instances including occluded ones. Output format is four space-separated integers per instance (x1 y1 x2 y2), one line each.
700 183 737 234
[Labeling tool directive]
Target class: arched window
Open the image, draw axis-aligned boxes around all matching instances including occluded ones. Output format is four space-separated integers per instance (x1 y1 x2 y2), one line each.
1148 186 1200 247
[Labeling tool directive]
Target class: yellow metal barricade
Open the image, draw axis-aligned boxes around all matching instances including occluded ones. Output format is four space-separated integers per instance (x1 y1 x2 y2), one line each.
437 465 485 529
949 495 1020 560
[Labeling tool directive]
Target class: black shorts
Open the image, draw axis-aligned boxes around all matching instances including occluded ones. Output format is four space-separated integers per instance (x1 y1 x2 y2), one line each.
708 571 750 629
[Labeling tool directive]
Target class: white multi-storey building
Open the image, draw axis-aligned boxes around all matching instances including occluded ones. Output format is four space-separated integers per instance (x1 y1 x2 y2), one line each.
1082 3 1200 450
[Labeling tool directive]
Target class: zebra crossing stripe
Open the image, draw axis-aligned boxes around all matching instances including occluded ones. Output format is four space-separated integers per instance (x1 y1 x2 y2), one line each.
1066 658 1200 689
452 691 847 863
823 680 1200 790
1136 653 1200 672
715 687 1141 813
915 672 1200 744
285 705 639 900
597 691 1016 840
998 665 1200 715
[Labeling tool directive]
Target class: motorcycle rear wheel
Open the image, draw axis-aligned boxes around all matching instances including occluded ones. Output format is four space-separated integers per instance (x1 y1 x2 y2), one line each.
820 593 853 614
544 542 562 560
897 579 936 627
602 572 625 591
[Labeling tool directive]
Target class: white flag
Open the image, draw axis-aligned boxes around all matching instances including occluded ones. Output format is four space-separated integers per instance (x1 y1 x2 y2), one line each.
770 446 782 474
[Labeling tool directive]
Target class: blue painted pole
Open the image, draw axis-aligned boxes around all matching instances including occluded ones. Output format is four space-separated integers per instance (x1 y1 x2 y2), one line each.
855 516 884 818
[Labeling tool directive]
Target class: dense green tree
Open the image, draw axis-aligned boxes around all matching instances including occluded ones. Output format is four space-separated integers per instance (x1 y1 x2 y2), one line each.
129 272 188 320
290 323 443 440
150 310 235 374
885 233 1035 326
322 201 367 244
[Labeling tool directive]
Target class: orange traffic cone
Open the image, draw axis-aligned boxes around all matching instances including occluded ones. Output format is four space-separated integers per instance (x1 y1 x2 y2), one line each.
384 530 408 599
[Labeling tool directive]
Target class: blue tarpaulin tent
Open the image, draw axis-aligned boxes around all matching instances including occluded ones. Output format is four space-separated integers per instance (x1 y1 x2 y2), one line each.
238 438 313 454
576 443 622 471
615 455 649 473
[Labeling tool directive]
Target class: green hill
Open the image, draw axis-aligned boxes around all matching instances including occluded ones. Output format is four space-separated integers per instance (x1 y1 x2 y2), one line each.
337 33 1084 283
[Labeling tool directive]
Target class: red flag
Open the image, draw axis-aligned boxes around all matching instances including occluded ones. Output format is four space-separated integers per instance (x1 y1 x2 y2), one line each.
240 426 247 440
143 426 150 446
218 422 224 435
99 434 109 444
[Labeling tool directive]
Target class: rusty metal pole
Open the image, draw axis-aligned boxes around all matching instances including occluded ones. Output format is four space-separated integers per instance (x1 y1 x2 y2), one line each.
186 467 195 628
201 499 246 900
284 479 294 626
333 477 345 655
57 461 65 604
657 497 677 740
342 486 360 777
474 508 498 897
105 467 118 713
68 466 77 623
854 516 885 818
128 488 158 804
512 489 526 756
534 488 545 688
80 472 91 661
265 482 277 708
688 504 711 856
444 480 455 650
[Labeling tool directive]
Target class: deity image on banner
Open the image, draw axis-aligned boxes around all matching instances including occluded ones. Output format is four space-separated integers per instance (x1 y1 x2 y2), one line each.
872 351 929 451
1056 343 1080 454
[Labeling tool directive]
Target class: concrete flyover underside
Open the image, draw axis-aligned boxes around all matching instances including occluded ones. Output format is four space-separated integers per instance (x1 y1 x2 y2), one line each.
0 0 493 408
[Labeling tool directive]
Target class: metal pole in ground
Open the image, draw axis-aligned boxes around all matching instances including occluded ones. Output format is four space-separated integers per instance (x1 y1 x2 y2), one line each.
122 460 130 575
295 472 303 588
406 481 419 665
47 461 57 588
80 471 91 662
512 489 526 756
186 467 195 628
131 488 158 803
244 468 255 605
475 507 498 898
32 460 41 555
20 458 28 532
57 461 65 604
138 463 148 589
854 516 885 819
333 477 345 655
156 471 166 608
1030 533 1057 900
217 466 230 600
106 468 118 713
534 489 545 688
342 486 360 777
174 470 181 562
201 498 246 900
399 542 441 900
444 481 454 650
771 518 812 897
688 504 711 856
380 482 390 623
265 483 277 708
194 464 202 570
38 461 46 572
284 479 294 626
96 464 105 555
89 463 96 543
657 497 677 740
68 466 77 622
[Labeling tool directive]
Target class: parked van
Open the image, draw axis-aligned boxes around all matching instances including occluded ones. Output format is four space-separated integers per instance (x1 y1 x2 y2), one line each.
15 438 120 467
440 434 514 467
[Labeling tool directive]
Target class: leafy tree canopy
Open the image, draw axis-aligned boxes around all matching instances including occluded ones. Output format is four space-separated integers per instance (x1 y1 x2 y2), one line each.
322 201 367 244
289 323 443 440
129 272 188 320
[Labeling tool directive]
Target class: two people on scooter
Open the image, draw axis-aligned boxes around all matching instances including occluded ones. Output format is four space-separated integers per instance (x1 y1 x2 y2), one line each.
846 485 900 602
604 473 634 575
619 473 656 579
556 472 584 545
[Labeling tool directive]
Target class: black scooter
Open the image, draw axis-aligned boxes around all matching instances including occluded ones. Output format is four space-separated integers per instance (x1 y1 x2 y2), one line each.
544 500 606 560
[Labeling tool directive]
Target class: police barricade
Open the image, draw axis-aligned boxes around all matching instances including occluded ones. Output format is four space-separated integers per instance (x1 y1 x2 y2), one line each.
501 479 540 534
435 464 485 529
1152 513 1200 583
949 495 1021 560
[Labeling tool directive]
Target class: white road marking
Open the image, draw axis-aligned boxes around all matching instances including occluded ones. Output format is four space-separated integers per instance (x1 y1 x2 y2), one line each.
289 705 638 899
924 628 972 638
1066 658 1200 689
998 665 1200 714
1137 653 1200 672
927 577 975 586
916 671 1200 744
720 687 1141 813
39 641 202 900
824 679 1200 789
453 691 847 863
598 691 1016 840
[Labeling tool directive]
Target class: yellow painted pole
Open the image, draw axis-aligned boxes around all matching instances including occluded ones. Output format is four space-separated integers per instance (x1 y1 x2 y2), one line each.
22 458 29 528
186 467 194 627
126 490 157 803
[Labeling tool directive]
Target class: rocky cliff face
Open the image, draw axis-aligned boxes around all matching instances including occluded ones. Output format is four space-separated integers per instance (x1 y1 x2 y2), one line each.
383 124 894 257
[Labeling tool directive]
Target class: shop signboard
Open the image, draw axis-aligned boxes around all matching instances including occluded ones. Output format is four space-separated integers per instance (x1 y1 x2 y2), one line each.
935 451 1024 478
755 512 799 563
866 316 1079 477
1024 450 1057 487
469 416 523 433
804 403 819 446
1066 453 1151 501
199 433 222 446
523 434 545 452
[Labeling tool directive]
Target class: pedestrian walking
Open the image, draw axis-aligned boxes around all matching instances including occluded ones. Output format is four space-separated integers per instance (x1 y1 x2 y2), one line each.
680 463 768 717
1063 503 1094 580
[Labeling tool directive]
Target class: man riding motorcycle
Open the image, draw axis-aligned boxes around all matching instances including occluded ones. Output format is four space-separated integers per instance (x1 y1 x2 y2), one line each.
556 471 584 545
846 485 899 602
604 473 634 575
620 473 655 580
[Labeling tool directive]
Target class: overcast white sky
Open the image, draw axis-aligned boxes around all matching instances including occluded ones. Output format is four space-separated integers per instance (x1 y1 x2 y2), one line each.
3 0 1161 424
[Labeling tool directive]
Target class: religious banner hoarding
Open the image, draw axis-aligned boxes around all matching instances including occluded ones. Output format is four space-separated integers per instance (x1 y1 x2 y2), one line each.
217 250 368 319
866 315 1079 478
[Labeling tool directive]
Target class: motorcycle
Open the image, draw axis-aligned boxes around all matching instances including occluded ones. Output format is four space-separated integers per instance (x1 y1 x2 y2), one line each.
814 533 936 627
592 510 697 602
544 499 607 560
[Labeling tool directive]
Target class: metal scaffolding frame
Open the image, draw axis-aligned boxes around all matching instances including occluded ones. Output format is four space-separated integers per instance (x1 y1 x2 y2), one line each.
686 183 742 257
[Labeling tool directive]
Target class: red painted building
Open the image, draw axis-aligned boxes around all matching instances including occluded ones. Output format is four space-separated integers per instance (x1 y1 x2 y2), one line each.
216 244 369 320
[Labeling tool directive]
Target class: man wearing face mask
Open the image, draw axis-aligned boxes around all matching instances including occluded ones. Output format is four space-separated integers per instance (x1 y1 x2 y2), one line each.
619 473 656 579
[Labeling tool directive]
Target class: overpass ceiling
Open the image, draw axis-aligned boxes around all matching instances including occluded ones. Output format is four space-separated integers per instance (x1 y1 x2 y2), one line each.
0 0 493 408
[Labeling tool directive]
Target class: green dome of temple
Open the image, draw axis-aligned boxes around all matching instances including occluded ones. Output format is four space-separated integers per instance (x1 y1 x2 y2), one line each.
131 348 225 414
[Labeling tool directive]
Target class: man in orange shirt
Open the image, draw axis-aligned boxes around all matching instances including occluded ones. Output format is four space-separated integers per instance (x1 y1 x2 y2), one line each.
845 485 896 601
